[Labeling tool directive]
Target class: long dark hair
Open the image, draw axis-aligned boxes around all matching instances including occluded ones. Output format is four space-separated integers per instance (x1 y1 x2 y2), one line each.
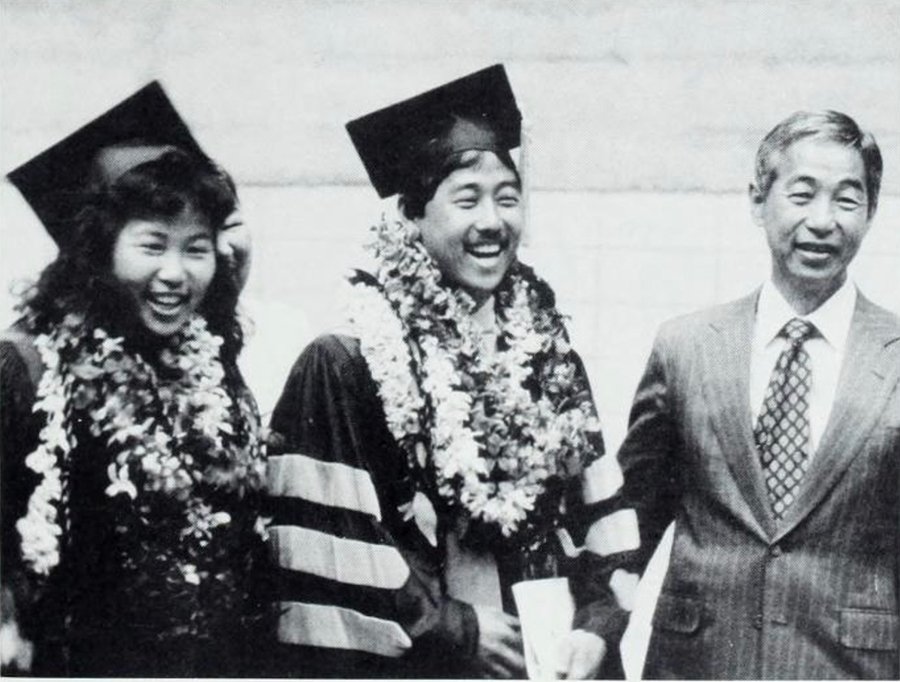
19 147 244 366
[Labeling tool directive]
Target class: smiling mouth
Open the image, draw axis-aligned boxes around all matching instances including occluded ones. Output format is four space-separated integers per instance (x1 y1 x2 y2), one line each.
146 292 189 317
465 242 507 259
796 242 838 257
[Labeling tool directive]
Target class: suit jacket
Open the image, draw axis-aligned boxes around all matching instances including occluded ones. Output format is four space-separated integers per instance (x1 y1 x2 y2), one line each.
619 290 900 679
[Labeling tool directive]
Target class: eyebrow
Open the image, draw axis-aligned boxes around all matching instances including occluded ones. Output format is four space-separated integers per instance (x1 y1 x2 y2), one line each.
496 179 522 192
450 182 481 194
786 175 865 193
786 175 815 186
131 225 214 241
132 227 168 238
836 178 866 193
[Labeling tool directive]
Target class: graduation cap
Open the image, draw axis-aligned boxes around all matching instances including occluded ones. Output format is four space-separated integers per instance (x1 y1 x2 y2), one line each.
7 81 207 244
346 64 522 198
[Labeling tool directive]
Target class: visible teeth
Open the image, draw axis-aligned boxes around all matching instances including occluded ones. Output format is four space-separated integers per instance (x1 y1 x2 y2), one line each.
148 294 186 311
469 244 502 256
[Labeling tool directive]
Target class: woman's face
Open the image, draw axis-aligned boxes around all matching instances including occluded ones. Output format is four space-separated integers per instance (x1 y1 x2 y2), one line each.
111 207 217 337
415 151 523 304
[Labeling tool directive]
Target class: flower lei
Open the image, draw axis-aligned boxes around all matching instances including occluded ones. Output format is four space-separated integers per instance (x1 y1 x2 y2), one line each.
344 218 602 543
15 311 266 618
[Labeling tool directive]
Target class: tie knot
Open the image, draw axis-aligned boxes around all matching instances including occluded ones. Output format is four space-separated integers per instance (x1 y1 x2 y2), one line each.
781 318 816 344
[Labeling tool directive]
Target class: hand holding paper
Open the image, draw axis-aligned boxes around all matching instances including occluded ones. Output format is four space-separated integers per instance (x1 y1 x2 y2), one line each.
555 629 607 680
514 577 606 679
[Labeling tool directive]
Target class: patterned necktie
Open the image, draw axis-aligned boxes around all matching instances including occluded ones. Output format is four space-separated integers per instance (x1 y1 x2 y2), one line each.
754 318 817 519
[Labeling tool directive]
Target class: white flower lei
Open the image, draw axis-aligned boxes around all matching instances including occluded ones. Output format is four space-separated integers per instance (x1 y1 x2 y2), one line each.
343 219 602 540
16 313 264 578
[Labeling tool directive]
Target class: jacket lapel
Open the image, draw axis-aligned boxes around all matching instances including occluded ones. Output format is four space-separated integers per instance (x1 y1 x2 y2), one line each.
702 291 775 540
774 294 900 542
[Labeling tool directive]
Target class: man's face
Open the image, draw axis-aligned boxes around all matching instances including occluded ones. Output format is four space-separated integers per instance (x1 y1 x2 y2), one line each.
415 151 523 304
751 136 872 301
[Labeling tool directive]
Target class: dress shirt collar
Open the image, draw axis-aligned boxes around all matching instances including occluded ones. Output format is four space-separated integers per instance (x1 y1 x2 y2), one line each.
756 278 857 353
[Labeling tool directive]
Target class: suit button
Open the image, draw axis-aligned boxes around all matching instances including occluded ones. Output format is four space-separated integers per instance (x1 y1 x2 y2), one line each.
753 614 763 630
770 545 782 557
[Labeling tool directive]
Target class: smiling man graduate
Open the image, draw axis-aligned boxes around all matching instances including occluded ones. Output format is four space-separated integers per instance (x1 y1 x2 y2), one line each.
618 110 900 679
264 65 642 678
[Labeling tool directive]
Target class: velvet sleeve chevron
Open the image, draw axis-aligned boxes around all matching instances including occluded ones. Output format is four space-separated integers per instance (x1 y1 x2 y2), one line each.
265 334 479 678
570 330 684 674
562 350 643 669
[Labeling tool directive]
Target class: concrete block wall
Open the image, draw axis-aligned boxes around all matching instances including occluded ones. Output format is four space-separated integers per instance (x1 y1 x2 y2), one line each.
3 0 897 421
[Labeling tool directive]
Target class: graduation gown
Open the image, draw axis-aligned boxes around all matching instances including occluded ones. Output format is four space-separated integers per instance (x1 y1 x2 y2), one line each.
0 327 271 677
266 331 640 678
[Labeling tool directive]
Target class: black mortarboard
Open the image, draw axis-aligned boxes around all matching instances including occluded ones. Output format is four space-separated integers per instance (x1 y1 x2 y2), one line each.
7 81 206 244
346 64 522 198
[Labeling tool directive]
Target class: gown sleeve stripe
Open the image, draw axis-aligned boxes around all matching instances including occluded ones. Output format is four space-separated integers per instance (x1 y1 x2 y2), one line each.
277 600 413 658
274 566 393 615
265 495 390 546
270 525 411 589
266 335 479 671
267 453 382 520
581 453 625 504
584 508 641 556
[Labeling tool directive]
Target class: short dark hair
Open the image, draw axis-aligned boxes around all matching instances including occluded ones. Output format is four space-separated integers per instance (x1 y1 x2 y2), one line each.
754 110 883 217
397 114 520 220
20 147 245 363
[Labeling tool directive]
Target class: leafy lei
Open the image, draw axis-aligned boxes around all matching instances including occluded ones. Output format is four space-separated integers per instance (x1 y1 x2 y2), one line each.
15 310 266 640
343 218 602 549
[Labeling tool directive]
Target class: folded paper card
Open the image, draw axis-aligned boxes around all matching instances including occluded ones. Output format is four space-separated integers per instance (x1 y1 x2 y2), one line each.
512 577 575 679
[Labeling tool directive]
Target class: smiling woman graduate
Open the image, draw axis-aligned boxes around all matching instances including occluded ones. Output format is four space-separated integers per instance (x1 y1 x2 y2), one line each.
0 83 269 676
266 65 642 679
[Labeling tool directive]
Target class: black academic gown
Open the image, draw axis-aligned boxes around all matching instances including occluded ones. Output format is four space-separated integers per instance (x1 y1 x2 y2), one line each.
266 328 633 678
0 327 272 677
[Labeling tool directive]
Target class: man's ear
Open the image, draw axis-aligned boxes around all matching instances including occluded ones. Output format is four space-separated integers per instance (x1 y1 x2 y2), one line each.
748 182 765 226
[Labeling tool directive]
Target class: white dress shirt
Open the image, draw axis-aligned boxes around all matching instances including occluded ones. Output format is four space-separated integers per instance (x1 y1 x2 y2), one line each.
749 279 857 457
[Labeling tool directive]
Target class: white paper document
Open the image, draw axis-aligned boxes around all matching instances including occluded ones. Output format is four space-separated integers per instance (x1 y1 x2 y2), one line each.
512 577 575 679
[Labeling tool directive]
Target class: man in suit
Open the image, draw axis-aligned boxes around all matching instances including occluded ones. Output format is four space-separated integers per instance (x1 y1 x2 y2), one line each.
617 111 899 679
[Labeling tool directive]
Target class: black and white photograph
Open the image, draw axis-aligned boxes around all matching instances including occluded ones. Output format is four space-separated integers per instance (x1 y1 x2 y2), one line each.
1 1 898 678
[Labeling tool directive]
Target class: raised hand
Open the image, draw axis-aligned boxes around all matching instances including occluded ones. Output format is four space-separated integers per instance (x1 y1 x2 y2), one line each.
217 209 251 291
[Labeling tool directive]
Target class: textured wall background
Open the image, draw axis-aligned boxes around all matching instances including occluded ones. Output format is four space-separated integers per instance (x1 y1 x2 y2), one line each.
2 1 898 676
